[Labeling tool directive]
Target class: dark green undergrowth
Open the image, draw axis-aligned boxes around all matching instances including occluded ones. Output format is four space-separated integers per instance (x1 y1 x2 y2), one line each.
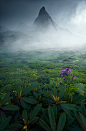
0 80 86 131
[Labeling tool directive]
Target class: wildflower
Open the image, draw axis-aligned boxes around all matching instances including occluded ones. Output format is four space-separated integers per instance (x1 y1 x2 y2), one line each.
59 82 62 84
64 78 66 80
59 68 71 77
72 74 76 80
72 74 76 77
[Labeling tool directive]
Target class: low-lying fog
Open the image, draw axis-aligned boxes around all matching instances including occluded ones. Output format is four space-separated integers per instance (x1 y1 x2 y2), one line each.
0 25 86 53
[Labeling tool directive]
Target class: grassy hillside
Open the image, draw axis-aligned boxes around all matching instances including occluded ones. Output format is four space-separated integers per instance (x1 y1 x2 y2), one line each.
0 48 86 101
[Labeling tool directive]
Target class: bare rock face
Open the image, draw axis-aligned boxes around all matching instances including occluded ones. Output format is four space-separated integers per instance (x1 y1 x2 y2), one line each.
33 6 56 30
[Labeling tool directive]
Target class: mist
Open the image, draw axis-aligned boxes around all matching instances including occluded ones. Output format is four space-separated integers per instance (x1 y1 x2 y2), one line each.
0 0 86 53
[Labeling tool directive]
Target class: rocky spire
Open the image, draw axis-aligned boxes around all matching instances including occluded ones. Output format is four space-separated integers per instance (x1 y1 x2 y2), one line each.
33 6 56 29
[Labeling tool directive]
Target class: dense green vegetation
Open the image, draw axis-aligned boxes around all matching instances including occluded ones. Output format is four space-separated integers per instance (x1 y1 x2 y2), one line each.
0 48 86 97
0 48 86 131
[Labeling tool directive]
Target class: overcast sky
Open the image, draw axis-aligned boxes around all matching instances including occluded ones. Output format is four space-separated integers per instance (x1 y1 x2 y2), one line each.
0 0 86 36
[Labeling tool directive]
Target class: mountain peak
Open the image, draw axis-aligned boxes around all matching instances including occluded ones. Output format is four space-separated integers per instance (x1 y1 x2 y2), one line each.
33 6 56 30
39 6 46 15
40 6 46 11
38 6 50 18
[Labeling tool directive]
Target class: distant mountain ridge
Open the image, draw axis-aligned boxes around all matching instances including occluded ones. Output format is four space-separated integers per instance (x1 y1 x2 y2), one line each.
16 22 29 33
0 25 9 32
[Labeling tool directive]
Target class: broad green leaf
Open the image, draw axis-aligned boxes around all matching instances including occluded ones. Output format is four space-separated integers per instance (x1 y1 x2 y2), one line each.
73 94 79 101
0 116 12 131
59 85 66 99
20 97 37 104
53 104 58 122
29 104 42 120
42 108 49 124
60 104 73 117
20 99 30 111
78 118 85 131
81 102 86 117
66 117 75 127
75 90 85 94
73 95 86 104
21 86 34 97
0 111 7 122
22 110 27 123
2 105 20 111
39 119 51 131
48 90 55 101
54 88 58 97
60 104 78 111
73 110 79 122
33 91 38 99
66 124 82 131
75 84 85 91
48 105 55 131
63 92 68 100
6 123 23 130
79 112 86 129
50 82 53 87
1 92 11 105
17 85 21 98
29 117 39 125
42 99 54 104
57 112 66 131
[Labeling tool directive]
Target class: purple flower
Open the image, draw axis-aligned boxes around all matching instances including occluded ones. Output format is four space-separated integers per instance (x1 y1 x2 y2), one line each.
61 75 63 78
59 82 62 84
59 68 71 77
72 75 76 77
64 78 66 80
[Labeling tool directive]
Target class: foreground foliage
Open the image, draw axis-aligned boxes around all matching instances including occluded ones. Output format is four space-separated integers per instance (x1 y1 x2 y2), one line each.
0 78 86 131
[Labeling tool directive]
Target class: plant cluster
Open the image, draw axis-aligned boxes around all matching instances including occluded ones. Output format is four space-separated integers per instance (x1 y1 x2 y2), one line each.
0 69 86 131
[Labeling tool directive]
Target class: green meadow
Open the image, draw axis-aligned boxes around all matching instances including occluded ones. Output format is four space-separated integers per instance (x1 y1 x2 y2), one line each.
0 47 86 102
0 47 86 131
